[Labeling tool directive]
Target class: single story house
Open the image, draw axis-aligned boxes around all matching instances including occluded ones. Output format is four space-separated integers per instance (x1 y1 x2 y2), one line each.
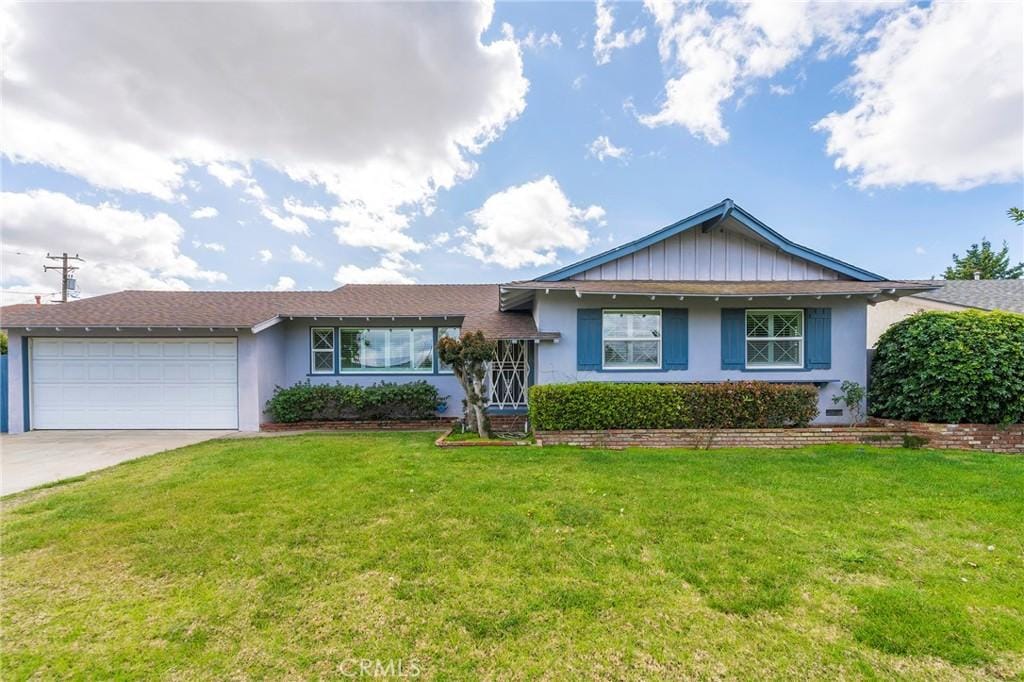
867 279 1024 346
2 199 934 432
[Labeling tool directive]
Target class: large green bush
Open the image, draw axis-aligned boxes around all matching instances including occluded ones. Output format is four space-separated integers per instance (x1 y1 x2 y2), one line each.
529 381 819 431
266 380 447 423
870 310 1024 424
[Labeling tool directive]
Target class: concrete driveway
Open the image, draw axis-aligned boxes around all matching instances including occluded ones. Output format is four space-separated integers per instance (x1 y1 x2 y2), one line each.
1 430 231 496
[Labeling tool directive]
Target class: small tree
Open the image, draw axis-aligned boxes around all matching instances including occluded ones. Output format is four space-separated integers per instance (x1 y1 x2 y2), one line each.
437 331 495 437
943 237 1023 280
832 380 866 424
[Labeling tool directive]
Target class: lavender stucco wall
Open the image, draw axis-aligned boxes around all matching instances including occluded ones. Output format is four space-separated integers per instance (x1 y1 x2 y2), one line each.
532 291 868 425
277 319 465 417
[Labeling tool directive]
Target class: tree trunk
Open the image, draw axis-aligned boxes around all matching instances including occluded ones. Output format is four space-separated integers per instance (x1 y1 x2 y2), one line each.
470 374 489 438
453 370 477 433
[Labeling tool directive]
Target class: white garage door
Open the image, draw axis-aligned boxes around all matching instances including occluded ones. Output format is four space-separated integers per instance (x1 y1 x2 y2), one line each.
31 338 238 429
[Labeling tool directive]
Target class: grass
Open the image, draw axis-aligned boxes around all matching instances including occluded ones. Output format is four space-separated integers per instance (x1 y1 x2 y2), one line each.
2 433 1022 679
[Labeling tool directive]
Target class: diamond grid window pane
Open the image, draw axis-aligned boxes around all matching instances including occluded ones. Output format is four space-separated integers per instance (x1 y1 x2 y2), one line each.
603 313 628 337
773 340 800 364
630 341 659 365
632 314 660 338
775 312 801 337
747 313 770 337
313 352 333 371
312 329 333 350
604 341 628 365
747 340 770 364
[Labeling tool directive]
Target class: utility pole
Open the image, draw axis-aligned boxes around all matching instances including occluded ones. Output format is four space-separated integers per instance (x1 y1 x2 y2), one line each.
43 253 84 303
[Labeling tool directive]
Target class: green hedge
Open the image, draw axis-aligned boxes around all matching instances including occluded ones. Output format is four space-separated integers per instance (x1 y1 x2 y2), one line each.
266 380 447 423
529 381 819 431
870 310 1024 424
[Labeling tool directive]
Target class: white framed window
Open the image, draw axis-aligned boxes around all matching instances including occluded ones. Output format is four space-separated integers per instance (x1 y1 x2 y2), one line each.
339 328 434 373
745 309 803 368
310 327 335 374
602 309 661 370
437 326 461 373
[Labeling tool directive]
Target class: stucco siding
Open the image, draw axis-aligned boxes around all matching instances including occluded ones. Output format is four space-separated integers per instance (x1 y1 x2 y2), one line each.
278 319 465 417
866 296 969 347
533 291 867 424
571 225 843 282
256 323 287 422
6 331 25 433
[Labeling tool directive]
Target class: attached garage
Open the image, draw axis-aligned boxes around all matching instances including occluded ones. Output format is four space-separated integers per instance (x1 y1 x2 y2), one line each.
30 338 238 429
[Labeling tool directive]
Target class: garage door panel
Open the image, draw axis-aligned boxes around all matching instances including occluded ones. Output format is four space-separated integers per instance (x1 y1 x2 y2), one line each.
87 342 112 357
31 338 237 429
112 365 136 380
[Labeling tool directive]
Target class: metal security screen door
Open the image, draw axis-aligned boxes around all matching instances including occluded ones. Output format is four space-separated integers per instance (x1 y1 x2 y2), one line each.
487 340 530 409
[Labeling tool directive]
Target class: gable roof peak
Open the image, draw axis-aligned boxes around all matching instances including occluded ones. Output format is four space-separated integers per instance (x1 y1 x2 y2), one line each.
535 198 883 282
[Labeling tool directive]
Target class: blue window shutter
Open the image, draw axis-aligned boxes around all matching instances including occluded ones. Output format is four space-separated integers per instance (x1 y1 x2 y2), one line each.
577 308 602 370
662 309 688 370
721 309 745 370
805 308 831 369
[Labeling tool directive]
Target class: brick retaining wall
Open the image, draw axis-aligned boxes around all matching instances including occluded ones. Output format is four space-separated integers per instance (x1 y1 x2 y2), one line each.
869 418 1024 454
261 419 456 432
488 414 529 432
535 427 905 450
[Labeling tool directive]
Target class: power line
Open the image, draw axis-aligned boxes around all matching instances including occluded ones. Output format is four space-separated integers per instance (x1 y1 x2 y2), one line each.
43 252 84 304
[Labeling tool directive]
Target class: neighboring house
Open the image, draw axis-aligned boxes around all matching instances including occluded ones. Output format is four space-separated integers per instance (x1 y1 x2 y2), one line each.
1 199 933 432
867 280 1024 347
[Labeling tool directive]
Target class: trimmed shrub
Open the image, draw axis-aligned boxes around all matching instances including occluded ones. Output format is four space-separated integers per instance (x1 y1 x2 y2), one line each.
266 380 447 423
870 310 1024 425
529 381 819 431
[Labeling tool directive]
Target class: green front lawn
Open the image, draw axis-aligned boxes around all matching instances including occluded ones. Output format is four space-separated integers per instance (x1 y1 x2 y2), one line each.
3 434 1022 678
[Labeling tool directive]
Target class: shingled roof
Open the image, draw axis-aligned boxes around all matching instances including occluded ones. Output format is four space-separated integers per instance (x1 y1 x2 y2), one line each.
0 285 555 340
909 280 1024 313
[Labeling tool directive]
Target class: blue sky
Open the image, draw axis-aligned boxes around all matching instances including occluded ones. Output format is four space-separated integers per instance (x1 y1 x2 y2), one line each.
2 1 1022 303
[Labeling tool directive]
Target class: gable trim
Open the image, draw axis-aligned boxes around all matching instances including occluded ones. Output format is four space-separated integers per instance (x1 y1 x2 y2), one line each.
536 199 884 282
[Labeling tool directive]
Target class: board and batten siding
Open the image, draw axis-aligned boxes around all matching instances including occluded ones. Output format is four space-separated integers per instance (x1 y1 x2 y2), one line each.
571 226 842 281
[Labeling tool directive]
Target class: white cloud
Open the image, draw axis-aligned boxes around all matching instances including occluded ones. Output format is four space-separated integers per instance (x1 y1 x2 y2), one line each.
269 276 296 292
637 1 889 144
282 197 329 221
431 232 452 247
0 190 225 304
2 3 527 261
815 2 1023 190
519 29 563 51
289 244 322 267
458 176 604 269
572 75 586 91
206 162 267 201
190 206 219 219
914 246 926 256
192 240 226 252
261 205 310 236
587 135 630 162
594 0 646 65
334 254 417 285
769 84 795 96
258 249 273 263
